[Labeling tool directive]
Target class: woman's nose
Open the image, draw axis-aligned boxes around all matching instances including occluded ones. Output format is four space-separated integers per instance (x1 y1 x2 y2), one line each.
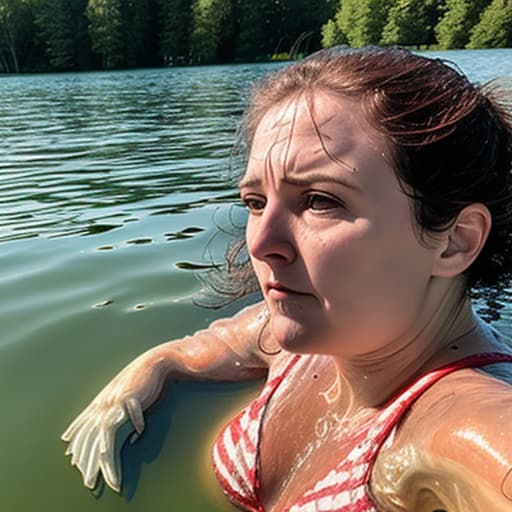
246 203 297 265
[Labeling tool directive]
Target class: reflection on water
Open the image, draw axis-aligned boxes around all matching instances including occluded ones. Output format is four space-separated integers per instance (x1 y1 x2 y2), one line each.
0 51 511 512
0 64 268 243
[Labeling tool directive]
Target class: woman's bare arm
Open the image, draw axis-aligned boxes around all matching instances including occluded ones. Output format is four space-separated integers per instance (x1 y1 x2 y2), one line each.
62 301 272 492
372 371 512 511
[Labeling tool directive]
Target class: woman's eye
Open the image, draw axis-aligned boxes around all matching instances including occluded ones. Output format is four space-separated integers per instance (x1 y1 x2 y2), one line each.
242 196 266 212
306 193 342 211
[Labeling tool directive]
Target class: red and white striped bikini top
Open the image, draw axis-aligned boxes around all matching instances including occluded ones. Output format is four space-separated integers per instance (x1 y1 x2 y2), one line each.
212 352 512 512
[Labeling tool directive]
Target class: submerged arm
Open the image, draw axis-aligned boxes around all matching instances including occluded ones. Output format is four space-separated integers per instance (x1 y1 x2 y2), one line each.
62 301 272 492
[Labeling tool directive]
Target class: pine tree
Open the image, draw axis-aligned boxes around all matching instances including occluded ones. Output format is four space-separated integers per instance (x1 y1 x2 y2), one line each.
435 0 492 49
381 0 441 48
334 0 392 47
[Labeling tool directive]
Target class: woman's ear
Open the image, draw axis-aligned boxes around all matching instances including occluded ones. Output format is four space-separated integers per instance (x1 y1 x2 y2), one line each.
432 203 492 278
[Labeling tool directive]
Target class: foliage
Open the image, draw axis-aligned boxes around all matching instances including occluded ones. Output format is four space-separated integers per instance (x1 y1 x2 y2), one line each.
435 0 491 49
381 0 441 47
271 52 291 61
235 0 335 61
86 0 124 69
35 0 90 70
280 0 337 56
0 0 35 72
190 0 232 63
332 0 393 47
0 0 510 73
157 0 192 63
467 0 512 48
122 0 160 68
235 0 284 60
321 17 347 47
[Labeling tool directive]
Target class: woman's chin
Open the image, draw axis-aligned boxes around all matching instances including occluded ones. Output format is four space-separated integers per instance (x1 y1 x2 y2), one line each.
271 316 317 353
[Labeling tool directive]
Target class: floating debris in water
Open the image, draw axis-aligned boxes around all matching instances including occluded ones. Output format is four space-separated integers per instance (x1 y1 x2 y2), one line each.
175 261 221 270
93 299 113 308
126 238 153 245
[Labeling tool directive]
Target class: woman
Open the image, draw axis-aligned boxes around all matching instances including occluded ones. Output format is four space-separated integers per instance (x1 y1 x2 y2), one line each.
62 47 512 511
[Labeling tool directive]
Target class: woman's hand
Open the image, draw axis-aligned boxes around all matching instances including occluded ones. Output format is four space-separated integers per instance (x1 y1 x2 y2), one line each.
61 351 168 492
61 302 271 493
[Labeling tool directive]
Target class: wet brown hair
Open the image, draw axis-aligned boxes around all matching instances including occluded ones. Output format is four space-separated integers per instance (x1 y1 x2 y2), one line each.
207 46 512 304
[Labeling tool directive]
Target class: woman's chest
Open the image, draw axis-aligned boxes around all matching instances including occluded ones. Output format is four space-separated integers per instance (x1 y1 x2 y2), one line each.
257 358 376 510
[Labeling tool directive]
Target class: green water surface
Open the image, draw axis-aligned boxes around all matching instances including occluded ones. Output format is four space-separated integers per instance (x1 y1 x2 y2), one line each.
1 50 512 511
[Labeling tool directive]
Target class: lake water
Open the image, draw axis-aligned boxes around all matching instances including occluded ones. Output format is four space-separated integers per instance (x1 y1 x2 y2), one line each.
1 49 512 512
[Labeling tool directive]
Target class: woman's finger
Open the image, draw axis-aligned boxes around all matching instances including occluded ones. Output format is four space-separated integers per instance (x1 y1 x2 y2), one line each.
125 397 145 435
83 435 101 490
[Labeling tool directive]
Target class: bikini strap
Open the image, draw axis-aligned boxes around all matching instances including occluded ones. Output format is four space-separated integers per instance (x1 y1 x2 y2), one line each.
372 352 512 449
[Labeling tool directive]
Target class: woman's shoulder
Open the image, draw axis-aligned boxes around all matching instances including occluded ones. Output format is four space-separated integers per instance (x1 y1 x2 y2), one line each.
401 367 511 498
373 367 512 510
406 323 512 444
405 363 512 449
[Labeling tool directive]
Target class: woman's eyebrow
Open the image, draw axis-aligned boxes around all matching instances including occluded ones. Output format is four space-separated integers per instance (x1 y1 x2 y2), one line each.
283 172 361 191
239 172 361 192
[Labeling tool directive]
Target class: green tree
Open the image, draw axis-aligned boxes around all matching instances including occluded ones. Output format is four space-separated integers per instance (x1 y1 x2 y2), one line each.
321 17 347 47
467 0 512 48
157 0 192 64
189 0 233 63
235 0 284 60
87 0 123 68
0 0 19 71
121 0 159 67
0 0 35 72
34 0 91 70
333 0 392 47
34 0 74 69
381 0 442 47
435 0 491 49
269 0 335 57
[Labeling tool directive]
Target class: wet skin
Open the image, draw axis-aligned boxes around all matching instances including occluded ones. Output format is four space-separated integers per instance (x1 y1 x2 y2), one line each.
240 91 512 510
241 90 442 358
62 91 512 511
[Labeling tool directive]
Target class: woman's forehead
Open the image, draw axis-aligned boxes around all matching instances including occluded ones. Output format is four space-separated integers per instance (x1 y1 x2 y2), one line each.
247 91 390 179
253 92 360 142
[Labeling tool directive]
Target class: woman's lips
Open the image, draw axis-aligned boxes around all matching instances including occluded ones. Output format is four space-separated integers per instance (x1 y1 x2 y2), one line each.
266 281 308 299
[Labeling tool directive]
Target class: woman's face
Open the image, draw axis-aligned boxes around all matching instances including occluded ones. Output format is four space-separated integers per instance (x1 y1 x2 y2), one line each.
240 91 442 357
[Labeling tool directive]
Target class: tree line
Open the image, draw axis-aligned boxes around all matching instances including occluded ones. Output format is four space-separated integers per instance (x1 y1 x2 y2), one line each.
322 0 512 50
0 0 510 73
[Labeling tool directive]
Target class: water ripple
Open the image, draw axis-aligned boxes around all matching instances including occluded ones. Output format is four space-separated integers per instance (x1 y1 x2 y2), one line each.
0 64 273 242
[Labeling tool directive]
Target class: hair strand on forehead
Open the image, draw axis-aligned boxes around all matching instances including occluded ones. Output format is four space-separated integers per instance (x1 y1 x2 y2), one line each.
303 91 358 173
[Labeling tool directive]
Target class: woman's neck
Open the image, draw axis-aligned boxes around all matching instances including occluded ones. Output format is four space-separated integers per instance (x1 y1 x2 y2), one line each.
331 280 493 412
